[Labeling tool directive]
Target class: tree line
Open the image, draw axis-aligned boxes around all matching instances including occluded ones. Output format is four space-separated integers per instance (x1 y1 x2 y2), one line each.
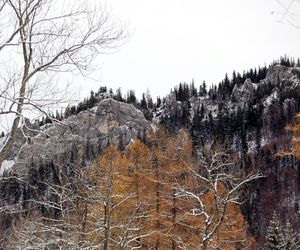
36 56 300 133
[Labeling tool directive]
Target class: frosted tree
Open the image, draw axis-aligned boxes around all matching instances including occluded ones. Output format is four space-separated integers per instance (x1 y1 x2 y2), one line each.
284 220 299 250
265 212 285 250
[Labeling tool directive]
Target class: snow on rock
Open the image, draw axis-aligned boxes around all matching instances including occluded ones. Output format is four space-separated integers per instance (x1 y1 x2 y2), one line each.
6 98 150 175
263 89 279 108
0 160 14 175
231 78 255 104
0 137 6 149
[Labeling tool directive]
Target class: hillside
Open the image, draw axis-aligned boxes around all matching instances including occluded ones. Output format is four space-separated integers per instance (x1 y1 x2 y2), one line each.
0 59 300 248
155 64 300 244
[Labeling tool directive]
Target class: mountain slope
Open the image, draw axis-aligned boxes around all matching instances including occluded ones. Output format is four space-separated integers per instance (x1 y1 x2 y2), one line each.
154 64 300 244
0 63 300 246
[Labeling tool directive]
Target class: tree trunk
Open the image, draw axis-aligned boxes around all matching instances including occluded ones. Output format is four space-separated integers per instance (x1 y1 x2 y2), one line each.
200 240 208 250
103 202 110 250
0 16 29 164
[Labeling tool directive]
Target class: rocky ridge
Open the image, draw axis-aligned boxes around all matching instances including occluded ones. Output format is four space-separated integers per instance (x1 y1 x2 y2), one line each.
1 98 150 176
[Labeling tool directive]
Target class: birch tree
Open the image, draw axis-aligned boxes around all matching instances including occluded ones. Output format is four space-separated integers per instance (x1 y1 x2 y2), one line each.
0 0 125 163
174 142 262 250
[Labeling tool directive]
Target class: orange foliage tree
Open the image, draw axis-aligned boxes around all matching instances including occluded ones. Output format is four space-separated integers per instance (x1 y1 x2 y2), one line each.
84 144 143 249
78 127 261 249
291 113 300 158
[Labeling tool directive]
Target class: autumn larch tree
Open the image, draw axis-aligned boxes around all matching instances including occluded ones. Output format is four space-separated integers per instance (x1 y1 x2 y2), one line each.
84 144 146 249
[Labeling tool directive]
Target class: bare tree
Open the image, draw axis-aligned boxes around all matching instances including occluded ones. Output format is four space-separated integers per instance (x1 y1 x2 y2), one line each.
2 163 91 249
0 0 125 163
174 143 263 250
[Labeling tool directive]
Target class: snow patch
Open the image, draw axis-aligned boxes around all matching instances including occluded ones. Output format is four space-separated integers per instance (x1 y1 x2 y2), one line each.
263 90 279 107
0 160 14 175
151 123 158 132
0 137 6 148
252 83 258 90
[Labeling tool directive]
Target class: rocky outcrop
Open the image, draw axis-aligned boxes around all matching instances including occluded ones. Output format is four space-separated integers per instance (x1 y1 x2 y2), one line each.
231 78 256 103
265 65 300 87
2 98 150 175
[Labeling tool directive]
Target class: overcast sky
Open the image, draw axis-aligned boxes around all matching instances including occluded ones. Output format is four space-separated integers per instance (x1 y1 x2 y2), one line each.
78 0 300 99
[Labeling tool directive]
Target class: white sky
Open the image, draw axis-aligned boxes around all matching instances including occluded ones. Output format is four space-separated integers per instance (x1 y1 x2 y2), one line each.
78 0 300 99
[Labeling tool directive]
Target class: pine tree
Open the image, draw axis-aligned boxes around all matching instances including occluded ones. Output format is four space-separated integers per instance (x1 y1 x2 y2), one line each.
284 220 299 250
114 87 124 102
190 79 197 97
126 90 137 105
199 81 207 97
140 93 147 109
265 212 285 250
156 97 162 108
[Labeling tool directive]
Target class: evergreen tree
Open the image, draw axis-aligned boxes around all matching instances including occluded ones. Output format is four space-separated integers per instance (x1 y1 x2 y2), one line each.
199 81 207 97
70 105 77 115
97 86 107 94
64 105 71 118
284 220 299 250
39 116 45 126
126 90 137 105
178 83 184 101
265 212 285 250
114 87 124 102
147 96 154 109
88 90 97 107
55 110 61 121
156 97 162 108
146 89 154 109
190 79 197 96
45 114 53 124
140 93 147 109
223 73 231 95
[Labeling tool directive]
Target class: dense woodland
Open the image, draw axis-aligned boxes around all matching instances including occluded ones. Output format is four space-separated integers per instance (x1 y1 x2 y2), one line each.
1 129 259 249
0 56 300 249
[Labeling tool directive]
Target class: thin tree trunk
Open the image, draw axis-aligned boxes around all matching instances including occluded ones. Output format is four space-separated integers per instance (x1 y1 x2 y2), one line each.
155 161 160 249
0 15 30 164
200 240 209 250
103 202 110 250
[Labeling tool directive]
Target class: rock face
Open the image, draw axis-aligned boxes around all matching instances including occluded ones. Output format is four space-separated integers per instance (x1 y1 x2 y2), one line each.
265 65 300 87
231 78 256 103
3 98 150 175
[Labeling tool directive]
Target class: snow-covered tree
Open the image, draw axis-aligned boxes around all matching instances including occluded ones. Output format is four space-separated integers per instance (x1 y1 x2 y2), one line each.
284 220 299 250
265 212 285 250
